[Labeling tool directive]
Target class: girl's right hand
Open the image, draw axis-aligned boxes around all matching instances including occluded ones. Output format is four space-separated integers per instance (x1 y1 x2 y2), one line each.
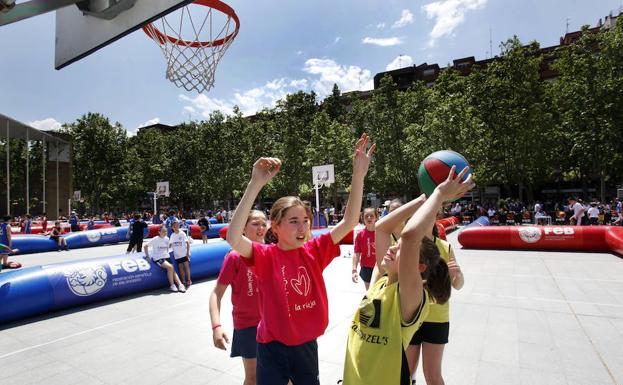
213 327 230 350
251 157 282 186
351 270 359 283
436 165 474 201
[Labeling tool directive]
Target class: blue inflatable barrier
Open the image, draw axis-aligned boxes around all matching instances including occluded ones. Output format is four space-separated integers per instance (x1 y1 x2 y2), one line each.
0 241 231 324
12 227 134 255
462 216 490 229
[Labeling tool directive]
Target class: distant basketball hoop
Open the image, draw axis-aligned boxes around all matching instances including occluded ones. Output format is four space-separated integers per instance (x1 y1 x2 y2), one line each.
143 0 240 93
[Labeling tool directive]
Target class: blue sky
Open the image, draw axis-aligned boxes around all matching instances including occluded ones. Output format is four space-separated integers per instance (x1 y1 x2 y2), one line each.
1 0 621 135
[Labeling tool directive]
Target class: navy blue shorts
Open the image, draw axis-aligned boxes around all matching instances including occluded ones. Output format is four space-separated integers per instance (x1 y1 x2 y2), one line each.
409 322 449 345
257 340 319 385
359 266 373 283
230 326 257 359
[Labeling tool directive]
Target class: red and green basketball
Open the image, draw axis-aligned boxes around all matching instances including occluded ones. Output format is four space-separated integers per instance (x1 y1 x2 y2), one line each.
418 150 471 200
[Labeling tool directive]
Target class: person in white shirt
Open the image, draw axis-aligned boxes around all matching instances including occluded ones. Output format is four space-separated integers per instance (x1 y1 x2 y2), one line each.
587 203 600 225
170 221 192 286
144 225 186 293
487 207 496 217
568 197 585 226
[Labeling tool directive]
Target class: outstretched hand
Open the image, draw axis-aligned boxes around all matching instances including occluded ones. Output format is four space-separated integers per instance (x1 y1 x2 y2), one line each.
436 165 475 201
251 157 282 186
352 133 376 177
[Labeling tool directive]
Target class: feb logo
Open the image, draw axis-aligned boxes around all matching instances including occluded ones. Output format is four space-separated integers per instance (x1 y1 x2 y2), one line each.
63 264 108 296
86 230 102 243
518 227 542 244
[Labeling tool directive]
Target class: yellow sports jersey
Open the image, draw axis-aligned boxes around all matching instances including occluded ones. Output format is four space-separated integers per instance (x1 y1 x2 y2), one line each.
343 276 430 385
425 237 451 323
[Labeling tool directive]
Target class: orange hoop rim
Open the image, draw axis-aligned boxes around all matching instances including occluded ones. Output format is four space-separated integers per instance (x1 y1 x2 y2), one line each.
142 0 240 48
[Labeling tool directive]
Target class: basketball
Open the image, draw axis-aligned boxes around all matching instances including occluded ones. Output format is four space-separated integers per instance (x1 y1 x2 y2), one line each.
418 150 471 200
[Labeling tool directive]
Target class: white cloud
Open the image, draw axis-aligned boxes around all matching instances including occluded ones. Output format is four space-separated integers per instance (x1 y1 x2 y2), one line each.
361 37 403 46
303 58 373 95
28 118 62 131
289 79 308 88
376 22 386 29
137 118 160 128
179 59 374 117
131 117 160 136
422 0 487 46
179 78 302 117
392 9 414 29
334 36 341 44
296 50 303 55
385 55 414 71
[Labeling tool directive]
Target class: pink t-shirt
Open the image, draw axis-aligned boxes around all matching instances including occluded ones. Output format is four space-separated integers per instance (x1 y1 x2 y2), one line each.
353 228 376 268
246 232 341 346
217 251 261 330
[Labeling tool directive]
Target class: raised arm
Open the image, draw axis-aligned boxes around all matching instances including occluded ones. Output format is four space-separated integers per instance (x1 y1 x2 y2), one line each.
399 166 473 322
371 195 427 285
226 157 281 258
331 134 376 244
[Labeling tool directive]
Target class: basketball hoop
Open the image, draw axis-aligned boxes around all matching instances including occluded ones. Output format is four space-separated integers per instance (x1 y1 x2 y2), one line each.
315 173 330 188
143 0 240 93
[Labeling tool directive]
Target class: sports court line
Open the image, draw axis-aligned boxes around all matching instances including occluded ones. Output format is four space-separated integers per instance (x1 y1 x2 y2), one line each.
0 298 197 360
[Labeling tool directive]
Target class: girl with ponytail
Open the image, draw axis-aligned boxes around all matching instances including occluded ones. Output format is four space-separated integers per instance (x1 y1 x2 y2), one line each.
405 223 464 385
343 165 473 385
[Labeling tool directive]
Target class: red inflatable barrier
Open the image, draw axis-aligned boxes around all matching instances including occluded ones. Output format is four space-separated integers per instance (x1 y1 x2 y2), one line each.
219 226 229 240
458 225 623 254
11 224 71 235
434 216 459 240
79 223 113 231
147 224 161 238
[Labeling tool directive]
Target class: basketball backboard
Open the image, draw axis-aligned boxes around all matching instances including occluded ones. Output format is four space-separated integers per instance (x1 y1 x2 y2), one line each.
55 0 194 69
312 164 335 187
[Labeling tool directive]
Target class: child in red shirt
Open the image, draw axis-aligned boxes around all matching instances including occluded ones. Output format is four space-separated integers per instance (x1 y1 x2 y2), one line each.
209 210 267 385
352 207 378 290
226 134 375 385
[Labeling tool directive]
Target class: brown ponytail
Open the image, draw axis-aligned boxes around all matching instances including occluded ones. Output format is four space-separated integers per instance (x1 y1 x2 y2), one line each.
420 238 451 305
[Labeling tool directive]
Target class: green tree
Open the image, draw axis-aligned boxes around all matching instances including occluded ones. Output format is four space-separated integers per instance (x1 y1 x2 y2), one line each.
63 113 129 213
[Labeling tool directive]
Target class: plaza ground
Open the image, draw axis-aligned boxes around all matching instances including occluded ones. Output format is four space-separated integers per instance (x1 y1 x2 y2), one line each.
1 231 622 385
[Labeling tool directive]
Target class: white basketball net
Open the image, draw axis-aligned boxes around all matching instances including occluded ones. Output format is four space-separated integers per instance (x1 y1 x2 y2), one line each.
315 172 331 188
144 4 238 93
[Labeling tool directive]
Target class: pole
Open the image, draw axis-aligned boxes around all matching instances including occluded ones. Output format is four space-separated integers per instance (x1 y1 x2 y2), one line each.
26 127 29 214
153 193 157 217
42 138 46 214
315 184 321 228
56 142 59 219
6 120 9 216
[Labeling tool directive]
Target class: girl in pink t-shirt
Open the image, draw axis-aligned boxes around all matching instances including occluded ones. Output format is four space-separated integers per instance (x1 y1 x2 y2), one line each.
226 134 375 385
352 207 378 290
209 210 267 385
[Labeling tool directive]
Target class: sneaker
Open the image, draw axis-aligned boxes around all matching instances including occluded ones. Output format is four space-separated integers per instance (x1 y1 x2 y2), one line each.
177 284 186 293
169 284 178 292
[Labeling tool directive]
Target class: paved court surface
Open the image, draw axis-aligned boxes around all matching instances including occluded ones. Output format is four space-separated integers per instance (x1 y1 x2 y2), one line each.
1 231 622 385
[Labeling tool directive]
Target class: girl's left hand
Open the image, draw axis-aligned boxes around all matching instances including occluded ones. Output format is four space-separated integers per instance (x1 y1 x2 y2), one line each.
352 133 376 177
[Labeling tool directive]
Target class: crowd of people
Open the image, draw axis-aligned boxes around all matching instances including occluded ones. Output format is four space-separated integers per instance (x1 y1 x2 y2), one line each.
445 197 623 226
